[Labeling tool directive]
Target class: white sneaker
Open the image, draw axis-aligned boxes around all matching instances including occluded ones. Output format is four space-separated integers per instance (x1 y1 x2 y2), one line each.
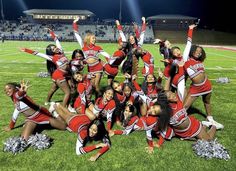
48 102 56 113
207 116 224 130
52 111 59 118
202 121 213 127
210 120 224 130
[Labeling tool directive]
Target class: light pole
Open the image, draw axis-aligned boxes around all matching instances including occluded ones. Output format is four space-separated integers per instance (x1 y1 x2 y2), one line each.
119 0 122 22
0 0 4 22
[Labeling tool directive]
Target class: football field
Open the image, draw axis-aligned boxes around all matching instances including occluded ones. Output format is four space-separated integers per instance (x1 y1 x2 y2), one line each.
0 41 236 170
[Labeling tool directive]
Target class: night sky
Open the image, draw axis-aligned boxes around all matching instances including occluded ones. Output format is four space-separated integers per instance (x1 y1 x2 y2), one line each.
1 0 235 33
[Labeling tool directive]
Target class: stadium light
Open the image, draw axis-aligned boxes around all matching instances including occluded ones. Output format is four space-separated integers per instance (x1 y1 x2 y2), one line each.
127 0 142 23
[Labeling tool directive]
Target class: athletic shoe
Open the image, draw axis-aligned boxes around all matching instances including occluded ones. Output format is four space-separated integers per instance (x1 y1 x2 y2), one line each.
207 116 224 130
49 102 56 113
201 121 212 127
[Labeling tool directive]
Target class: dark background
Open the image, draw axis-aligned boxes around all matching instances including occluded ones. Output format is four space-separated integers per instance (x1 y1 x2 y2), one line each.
1 0 235 33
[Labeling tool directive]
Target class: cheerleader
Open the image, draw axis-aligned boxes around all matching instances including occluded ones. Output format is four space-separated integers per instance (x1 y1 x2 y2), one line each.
20 44 71 107
132 47 155 77
73 17 111 97
72 71 93 114
116 17 146 76
54 104 110 161
183 45 223 129
148 61 217 141
86 87 116 131
154 38 172 67
162 24 197 91
3 81 66 140
109 105 144 136
141 69 163 101
143 113 174 154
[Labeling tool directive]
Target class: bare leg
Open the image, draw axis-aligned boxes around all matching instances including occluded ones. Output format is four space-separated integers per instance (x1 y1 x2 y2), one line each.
54 104 74 124
197 125 216 140
107 78 113 86
56 80 71 107
184 92 198 111
49 117 66 130
21 121 37 140
85 108 96 121
46 82 59 103
94 73 102 98
202 93 212 116
140 103 147 116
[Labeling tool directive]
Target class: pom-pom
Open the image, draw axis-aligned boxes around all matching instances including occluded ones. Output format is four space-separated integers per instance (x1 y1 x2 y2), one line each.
37 72 50 78
3 137 28 154
28 133 52 150
192 139 230 160
216 77 230 84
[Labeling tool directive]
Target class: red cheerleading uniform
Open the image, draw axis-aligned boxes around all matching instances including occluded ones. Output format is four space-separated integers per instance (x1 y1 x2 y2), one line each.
74 77 93 113
174 116 202 139
140 51 154 76
145 84 162 101
143 116 174 148
82 44 104 73
67 114 110 156
73 22 111 74
170 77 202 139
163 27 194 88
93 98 116 131
70 58 85 73
103 50 126 77
184 58 212 96
9 90 52 129
113 116 144 135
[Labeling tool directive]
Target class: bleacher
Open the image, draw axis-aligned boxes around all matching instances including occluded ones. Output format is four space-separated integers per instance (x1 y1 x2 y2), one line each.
154 29 236 45
0 20 155 43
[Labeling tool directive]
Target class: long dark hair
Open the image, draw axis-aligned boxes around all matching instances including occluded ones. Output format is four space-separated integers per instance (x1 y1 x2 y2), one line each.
170 46 180 58
156 90 172 131
141 74 162 96
87 119 111 145
5 82 20 99
120 105 136 127
46 44 57 76
71 49 84 60
5 82 40 111
189 45 206 62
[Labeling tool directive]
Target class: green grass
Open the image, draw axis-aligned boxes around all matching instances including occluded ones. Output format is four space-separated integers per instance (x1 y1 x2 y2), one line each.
0 41 236 170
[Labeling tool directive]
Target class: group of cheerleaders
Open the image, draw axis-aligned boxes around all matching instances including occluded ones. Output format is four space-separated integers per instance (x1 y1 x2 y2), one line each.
4 17 224 161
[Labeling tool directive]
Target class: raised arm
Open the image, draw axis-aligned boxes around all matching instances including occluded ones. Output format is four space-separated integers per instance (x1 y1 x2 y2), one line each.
176 62 185 101
20 48 52 61
183 24 197 61
133 22 140 39
138 17 146 46
116 20 127 42
73 17 84 48
48 28 62 51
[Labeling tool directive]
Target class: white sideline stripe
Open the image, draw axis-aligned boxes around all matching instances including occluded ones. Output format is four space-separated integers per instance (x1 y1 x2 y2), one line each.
0 72 234 83
207 52 236 59
0 52 21 57
216 66 223 69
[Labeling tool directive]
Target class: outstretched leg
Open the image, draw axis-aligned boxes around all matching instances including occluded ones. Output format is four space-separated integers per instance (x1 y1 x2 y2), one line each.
56 80 71 107
21 121 37 140
46 82 59 104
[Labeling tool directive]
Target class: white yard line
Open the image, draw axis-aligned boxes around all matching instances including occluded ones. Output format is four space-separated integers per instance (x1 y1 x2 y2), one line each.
207 52 236 60
0 52 21 57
